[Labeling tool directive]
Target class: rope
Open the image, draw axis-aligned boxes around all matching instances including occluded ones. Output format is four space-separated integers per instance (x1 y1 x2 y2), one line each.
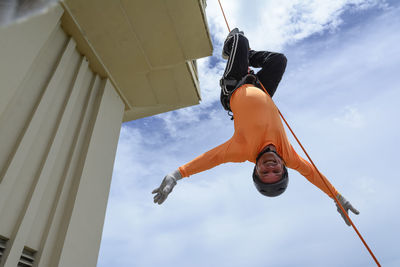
216 0 381 266
217 0 230 32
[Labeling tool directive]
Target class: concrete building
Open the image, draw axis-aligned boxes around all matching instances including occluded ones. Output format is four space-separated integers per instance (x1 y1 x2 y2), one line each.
0 1 212 266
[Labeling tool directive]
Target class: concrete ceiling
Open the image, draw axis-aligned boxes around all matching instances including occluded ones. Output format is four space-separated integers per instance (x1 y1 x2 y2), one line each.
61 0 212 122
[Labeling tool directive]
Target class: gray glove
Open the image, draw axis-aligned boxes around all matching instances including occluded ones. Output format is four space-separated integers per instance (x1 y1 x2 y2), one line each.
335 194 360 226
152 169 182 205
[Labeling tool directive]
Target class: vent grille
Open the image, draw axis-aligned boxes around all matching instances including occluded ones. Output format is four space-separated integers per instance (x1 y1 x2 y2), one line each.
0 237 8 262
17 247 36 267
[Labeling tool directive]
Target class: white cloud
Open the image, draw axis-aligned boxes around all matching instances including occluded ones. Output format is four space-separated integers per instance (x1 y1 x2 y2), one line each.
333 105 365 128
209 0 389 51
99 2 400 267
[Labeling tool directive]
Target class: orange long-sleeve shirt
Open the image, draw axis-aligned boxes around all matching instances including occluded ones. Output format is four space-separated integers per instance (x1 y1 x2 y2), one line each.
179 85 337 198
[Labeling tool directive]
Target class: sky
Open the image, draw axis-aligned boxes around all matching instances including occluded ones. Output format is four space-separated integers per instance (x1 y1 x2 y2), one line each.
97 1 400 266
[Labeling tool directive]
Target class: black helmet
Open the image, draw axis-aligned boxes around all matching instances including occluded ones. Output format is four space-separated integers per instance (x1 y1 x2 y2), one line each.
252 147 289 197
252 165 288 197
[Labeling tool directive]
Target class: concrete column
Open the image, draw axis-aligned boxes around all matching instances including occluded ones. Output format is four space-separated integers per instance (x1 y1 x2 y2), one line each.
0 5 124 267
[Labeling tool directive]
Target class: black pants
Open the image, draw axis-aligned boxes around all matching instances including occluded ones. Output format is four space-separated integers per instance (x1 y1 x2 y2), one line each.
223 33 287 97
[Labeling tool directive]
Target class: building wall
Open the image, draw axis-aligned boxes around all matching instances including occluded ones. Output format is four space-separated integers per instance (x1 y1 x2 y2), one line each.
0 5 124 267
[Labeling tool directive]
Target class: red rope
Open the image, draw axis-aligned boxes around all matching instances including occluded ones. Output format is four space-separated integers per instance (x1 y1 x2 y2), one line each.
217 0 231 32
216 1 381 266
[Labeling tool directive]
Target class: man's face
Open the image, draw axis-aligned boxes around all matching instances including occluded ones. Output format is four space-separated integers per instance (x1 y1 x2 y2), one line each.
256 151 284 183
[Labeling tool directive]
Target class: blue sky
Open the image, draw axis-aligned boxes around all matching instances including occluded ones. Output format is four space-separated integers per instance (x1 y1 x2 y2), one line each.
98 1 400 266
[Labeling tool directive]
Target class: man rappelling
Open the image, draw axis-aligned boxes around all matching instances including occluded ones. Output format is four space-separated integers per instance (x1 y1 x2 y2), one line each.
152 28 359 226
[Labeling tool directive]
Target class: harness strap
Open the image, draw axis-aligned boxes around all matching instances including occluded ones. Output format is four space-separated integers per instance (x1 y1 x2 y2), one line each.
220 72 260 115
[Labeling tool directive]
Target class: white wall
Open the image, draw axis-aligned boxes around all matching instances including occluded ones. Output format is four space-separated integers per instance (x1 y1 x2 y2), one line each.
0 5 124 267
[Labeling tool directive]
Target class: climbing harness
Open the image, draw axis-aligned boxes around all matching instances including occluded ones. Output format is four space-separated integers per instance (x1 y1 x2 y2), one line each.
216 0 381 266
220 71 259 117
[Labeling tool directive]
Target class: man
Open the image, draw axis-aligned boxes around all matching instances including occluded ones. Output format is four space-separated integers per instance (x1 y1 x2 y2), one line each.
152 29 359 226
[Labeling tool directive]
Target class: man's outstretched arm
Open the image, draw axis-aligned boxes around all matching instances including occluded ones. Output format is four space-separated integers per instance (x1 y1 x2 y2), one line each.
286 146 359 226
152 140 240 204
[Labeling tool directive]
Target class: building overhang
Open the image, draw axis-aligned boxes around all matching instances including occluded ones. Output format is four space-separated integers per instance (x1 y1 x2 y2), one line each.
60 0 212 122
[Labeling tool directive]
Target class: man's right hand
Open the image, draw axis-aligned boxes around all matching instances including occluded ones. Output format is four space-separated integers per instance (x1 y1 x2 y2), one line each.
152 169 182 205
